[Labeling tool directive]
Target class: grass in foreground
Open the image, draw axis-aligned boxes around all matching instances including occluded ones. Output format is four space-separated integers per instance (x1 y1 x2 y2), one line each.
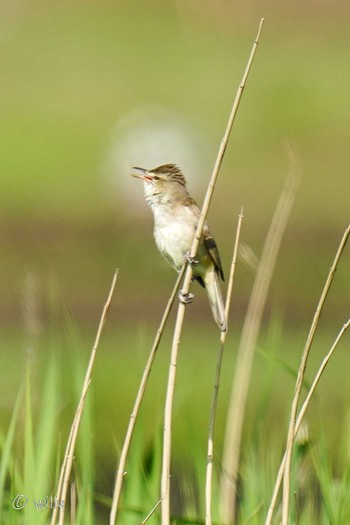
0 313 350 524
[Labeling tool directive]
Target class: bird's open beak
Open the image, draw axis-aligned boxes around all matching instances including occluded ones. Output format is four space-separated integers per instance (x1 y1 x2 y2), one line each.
131 167 153 182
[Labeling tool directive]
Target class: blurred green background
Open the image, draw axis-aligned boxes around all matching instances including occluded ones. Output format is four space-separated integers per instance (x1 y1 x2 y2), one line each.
1 0 350 518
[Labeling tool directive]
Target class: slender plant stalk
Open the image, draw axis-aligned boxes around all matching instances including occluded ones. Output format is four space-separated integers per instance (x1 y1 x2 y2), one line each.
281 225 350 525
161 19 264 525
51 270 118 525
161 304 185 525
205 209 244 525
57 382 91 525
51 420 74 525
109 268 185 525
70 481 77 525
140 499 162 525
265 316 350 525
219 155 300 524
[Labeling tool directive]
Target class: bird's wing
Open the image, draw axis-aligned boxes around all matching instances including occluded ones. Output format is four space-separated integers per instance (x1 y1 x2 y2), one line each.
203 233 225 282
186 198 225 282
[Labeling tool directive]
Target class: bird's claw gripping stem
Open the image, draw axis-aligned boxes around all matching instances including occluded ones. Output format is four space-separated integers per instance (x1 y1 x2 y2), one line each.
183 251 198 265
178 290 195 305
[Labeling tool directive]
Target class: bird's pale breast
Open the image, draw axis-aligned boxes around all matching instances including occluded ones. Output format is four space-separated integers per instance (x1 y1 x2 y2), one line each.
153 206 197 271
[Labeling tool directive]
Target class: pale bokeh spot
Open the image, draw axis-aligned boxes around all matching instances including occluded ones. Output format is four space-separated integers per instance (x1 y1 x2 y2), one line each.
101 105 211 215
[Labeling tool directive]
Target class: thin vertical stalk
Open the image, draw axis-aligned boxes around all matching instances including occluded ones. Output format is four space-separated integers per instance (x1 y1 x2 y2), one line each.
161 19 264 525
109 268 184 525
51 271 118 525
205 209 244 525
281 225 350 525
265 316 350 525
219 157 300 523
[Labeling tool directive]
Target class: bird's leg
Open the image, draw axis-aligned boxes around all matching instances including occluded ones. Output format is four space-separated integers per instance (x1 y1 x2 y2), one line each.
178 290 195 304
183 251 198 266
179 251 198 303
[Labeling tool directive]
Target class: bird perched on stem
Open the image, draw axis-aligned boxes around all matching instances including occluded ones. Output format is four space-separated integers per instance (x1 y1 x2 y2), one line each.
131 164 226 331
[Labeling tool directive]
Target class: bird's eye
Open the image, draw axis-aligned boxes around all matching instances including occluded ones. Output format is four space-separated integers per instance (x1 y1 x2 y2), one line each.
153 175 160 181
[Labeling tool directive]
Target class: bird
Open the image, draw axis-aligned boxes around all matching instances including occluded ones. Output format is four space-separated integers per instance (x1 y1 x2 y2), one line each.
131 163 226 331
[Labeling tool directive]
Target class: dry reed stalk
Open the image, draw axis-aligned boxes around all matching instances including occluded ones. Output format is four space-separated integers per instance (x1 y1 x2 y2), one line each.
205 209 244 525
219 153 300 524
51 270 118 525
265 316 350 525
70 482 76 525
281 224 350 525
140 499 162 525
161 19 264 525
109 267 185 525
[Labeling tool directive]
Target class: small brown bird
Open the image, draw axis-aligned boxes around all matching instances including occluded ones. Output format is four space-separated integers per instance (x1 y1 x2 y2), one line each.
131 163 226 331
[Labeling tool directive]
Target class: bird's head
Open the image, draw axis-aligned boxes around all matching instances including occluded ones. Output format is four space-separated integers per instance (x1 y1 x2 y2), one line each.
131 164 187 204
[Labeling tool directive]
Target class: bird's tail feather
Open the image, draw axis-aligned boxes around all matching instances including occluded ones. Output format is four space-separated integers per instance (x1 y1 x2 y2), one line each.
204 270 227 332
